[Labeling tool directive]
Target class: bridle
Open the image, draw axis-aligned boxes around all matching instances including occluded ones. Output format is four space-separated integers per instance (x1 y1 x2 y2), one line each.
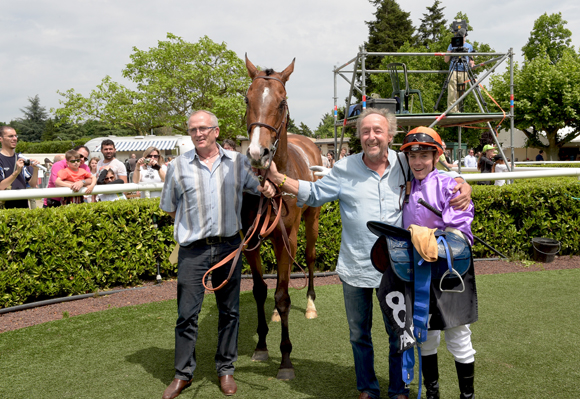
246 75 290 164
202 74 306 292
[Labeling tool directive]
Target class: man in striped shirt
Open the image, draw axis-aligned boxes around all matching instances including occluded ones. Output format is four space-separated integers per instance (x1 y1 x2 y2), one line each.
160 110 274 398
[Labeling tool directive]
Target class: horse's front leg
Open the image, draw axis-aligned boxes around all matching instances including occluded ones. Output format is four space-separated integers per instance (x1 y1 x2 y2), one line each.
272 236 295 380
244 247 269 362
274 274 294 380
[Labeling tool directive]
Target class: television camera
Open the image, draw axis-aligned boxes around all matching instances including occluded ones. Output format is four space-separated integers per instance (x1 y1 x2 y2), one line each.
450 20 469 52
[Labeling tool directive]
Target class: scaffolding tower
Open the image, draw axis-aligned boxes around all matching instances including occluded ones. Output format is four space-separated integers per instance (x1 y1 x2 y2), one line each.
332 47 516 172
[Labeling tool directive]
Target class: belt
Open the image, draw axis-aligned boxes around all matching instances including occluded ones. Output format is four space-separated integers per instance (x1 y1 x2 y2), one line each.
183 234 239 248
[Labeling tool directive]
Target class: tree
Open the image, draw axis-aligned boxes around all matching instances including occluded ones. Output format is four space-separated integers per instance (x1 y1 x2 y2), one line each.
490 48 580 160
414 0 447 49
491 13 580 160
314 112 342 139
54 34 251 140
287 117 300 135
364 0 414 94
369 12 494 149
298 122 313 137
522 12 572 63
12 95 48 142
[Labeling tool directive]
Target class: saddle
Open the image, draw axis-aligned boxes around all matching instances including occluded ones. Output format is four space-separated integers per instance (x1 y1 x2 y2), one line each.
369 220 473 396
368 221 471 290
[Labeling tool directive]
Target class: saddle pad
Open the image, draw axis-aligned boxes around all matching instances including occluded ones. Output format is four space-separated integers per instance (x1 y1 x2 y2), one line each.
368 221 471 282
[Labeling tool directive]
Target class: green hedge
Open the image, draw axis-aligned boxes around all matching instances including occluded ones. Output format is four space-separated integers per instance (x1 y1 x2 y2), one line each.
1 178 580 308
15 138 92 154
471 177 580 258
0 200 174 308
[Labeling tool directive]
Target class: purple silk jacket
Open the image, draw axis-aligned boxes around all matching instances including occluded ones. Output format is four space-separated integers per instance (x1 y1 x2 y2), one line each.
403 170 474 245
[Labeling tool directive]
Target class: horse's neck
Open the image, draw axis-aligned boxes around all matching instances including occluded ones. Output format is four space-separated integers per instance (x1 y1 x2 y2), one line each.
273 131 289 172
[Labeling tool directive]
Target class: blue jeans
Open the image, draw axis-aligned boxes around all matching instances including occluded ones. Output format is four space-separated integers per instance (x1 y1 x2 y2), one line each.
342 281 408 399
174 236 242 380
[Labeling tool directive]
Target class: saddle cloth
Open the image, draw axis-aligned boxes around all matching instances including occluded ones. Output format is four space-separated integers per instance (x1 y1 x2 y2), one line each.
368 221 470 281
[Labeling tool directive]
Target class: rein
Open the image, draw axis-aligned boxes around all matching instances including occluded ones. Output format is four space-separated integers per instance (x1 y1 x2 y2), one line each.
202 74 306 292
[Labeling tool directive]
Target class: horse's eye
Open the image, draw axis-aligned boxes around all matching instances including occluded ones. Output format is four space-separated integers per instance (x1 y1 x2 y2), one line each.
244 97 249 105
279 99 287 109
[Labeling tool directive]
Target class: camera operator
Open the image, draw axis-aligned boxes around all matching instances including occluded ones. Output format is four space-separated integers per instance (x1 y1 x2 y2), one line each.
444 27 474 113
0 126 41 209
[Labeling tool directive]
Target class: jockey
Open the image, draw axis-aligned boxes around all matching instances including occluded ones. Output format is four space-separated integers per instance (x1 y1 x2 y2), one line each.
396 127 477 399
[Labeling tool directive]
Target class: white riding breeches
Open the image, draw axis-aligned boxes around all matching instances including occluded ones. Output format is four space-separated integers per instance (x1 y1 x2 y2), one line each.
421 324 476 364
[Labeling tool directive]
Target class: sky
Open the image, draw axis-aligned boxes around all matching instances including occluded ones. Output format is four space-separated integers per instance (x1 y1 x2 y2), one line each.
1 0 579 132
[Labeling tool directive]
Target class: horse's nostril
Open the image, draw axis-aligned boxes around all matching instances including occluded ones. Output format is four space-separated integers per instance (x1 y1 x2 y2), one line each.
262 148 270 159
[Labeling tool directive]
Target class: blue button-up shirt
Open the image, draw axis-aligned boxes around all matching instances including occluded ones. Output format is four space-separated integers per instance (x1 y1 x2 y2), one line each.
160 147 260 246
297 150 459 288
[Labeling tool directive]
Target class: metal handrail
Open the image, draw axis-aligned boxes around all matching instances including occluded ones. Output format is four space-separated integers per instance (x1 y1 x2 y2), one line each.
0 182 164 201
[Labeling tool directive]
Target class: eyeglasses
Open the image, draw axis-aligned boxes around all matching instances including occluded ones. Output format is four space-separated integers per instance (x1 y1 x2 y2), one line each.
188 126 217 135
2 135 18 139
145 155 160 159
69 159 82 163
104 176 115 181
78 155 87 160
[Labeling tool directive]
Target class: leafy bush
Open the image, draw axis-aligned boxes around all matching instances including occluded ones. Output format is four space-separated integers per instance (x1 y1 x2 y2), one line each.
0 199 174 308
2 178 580 308
15 138 92 154
471 177 580 258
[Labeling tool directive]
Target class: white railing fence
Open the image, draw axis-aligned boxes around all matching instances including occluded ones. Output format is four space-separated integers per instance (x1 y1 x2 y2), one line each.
1 168 580 202
0 183 164 201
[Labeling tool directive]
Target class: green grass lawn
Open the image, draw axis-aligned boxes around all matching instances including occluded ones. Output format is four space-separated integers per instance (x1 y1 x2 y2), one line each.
1 269 579 398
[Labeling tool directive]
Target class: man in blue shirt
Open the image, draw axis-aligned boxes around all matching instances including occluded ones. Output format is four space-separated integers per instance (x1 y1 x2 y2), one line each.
444 28 474 113
536 150 544 161
264 108 472 399
160 110 275 399
0 126 40 209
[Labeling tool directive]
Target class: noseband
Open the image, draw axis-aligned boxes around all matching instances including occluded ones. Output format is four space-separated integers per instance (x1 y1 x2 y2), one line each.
246 75 290 158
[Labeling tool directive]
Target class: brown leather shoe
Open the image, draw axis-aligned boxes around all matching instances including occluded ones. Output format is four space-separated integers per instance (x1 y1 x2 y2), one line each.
219 375 237 396
162 378 192 399
358 393 372 399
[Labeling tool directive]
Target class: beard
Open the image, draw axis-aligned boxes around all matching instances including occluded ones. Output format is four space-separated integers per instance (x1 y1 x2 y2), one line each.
364 143 388 163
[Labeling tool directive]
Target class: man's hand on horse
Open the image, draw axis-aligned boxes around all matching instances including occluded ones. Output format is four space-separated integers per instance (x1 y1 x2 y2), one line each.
450 179 472 211
258 179 276 198
309 165 331 177
265 160 300 197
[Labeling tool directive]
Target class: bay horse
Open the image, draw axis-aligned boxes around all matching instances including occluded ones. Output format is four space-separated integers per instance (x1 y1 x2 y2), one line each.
241 56 322 380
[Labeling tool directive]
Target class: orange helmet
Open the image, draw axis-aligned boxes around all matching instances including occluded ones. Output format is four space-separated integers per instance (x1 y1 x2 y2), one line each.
400 126 444 158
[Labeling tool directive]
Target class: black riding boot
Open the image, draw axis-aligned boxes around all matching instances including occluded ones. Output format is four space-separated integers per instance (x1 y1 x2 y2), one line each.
421 354 440 399
455 360 475 399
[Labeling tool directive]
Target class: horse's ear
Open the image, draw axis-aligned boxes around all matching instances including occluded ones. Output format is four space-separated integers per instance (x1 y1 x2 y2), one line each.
245 54 259 79
280 58 295 83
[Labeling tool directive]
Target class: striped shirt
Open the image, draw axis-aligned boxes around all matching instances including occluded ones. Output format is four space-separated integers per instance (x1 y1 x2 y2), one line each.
160 147 261 246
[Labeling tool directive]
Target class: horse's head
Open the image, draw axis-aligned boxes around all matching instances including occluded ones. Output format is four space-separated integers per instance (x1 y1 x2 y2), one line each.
245 55 295 169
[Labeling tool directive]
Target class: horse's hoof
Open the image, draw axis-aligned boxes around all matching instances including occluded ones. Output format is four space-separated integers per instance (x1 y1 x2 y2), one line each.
271 310 281 323
251 350 269 361
277 368 295 380
305 310 318 319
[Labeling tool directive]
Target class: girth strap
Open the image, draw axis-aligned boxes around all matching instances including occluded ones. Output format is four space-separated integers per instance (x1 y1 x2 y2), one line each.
402 235 448 399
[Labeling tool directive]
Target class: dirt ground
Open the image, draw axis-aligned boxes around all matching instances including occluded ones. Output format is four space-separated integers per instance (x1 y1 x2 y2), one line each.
1 256 579 333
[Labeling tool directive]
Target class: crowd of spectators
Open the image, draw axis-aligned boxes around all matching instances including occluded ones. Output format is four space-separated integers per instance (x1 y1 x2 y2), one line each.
0 131 179 209
4 128 579 210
